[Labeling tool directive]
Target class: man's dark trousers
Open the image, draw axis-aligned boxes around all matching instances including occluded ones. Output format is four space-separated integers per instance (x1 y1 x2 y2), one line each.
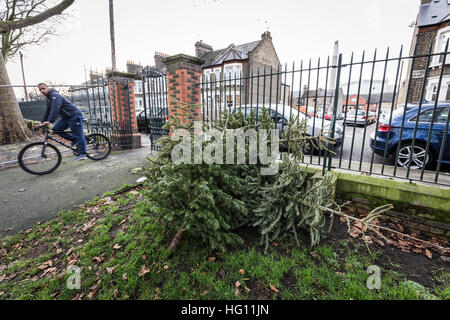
52 115 87 154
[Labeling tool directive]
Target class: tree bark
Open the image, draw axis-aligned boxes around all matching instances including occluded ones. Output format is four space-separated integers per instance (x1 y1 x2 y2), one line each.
0 52 32 144
0 0 75 144
168 228 186 252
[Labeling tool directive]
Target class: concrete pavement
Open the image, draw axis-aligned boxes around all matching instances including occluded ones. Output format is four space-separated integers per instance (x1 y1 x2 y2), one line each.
0 136 153 237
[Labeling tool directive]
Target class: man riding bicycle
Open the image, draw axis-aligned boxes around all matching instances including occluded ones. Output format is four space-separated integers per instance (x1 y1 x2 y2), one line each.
38 83 87 161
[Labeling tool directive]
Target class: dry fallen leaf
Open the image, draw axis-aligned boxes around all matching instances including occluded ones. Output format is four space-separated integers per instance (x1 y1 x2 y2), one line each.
138 266 150 278
38 260 53 270
425 249 432 260
398 240 409 247
113 289 119 298
235 281 241 288
372 238 385 247
92 257 103 263
106 267 115 274
113 244 122 250
349 231 359 239
208 257 216 262
67 259 78 267
122 274 128 281
42 267 57 277
87 288 99 300
270 284 279 293
362 236 373 244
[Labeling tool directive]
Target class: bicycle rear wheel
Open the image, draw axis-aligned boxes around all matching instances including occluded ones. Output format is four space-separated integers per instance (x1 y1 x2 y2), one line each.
85 133 112 161
18 142 62 175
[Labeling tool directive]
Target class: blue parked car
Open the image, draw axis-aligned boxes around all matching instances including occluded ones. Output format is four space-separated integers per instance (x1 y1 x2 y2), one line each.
370 103 450 169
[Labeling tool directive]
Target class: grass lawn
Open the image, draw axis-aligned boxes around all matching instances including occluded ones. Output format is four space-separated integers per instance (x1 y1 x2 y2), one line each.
0 186 448 300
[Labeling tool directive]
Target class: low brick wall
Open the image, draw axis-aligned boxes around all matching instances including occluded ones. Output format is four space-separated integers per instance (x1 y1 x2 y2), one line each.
338 197 450 240
301 165 450 241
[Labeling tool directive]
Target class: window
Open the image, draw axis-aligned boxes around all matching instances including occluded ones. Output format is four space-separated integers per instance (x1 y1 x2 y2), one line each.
413 108 436 123
203 70 212 89
432 85 438 101
426 76 450 101
213 68 221 87
223 63 242 85
432 26 450 66
437 108 449 124
224 65 233 82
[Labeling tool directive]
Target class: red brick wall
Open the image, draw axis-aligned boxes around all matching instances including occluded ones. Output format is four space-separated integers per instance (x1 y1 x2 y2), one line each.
108 78 141 149
163 54 205 125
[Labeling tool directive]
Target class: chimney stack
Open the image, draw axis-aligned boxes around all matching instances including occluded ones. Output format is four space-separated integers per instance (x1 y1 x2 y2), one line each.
154 52 170 72
261 31 272 41
195 40 213 57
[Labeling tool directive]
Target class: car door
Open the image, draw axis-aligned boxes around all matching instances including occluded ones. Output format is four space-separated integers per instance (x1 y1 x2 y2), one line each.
435 107 450 163
268 109 288 137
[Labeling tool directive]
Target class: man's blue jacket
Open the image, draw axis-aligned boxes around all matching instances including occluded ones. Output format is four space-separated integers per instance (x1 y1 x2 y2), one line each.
42 89 82 123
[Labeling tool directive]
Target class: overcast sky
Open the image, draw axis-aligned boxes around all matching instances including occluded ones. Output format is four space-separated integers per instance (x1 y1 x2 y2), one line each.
6 0 421 97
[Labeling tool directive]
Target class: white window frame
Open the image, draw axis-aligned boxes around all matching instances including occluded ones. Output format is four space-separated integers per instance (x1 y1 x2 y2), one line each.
203 69 212 90
213 68 222 88
223 63 242 85
426 75 450 102
431 26 450 67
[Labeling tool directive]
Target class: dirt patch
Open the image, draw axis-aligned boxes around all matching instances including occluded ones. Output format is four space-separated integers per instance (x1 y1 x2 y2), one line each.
321 216 450 289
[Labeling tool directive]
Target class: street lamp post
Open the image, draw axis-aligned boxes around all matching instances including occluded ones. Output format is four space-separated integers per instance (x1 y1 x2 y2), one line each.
109 0 117 71
19 51 28 101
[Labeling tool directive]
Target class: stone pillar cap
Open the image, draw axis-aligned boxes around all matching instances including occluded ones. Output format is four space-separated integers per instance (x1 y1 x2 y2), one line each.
162 54 205 66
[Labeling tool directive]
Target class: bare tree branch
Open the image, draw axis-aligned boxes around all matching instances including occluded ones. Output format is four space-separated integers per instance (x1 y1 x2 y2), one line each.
0 0 74 32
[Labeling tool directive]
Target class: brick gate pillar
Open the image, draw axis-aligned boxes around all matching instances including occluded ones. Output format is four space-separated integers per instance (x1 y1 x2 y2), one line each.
107 73 142 149
162 54 205 124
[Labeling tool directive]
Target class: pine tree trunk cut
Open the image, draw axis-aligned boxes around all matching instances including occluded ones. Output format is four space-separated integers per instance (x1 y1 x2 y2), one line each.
168 228 186 252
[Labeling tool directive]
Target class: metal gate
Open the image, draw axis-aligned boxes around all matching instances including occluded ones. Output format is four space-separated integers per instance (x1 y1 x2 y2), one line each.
141 69 169 151
68 75 134 149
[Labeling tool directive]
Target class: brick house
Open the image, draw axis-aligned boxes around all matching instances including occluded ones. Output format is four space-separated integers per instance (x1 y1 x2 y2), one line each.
344 93 395 113
298 87 345 111
405 0 450 103
195 32 290 109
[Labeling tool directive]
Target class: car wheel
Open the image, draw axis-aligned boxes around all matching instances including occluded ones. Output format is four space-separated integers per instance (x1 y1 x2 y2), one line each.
396 143 433 170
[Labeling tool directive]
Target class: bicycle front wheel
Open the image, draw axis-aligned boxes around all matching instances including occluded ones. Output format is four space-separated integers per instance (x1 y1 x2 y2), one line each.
85 133 112 161
18 142 62 175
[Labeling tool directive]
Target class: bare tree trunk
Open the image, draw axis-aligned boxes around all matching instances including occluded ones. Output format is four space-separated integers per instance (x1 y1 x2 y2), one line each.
0 52 32 145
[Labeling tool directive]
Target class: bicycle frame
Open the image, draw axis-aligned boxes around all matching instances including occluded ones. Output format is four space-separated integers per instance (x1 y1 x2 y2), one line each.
43 129 74 149
40 127 88 156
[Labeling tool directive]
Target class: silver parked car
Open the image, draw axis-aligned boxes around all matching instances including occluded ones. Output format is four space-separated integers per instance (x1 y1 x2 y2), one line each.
236 105 344 153
344 109 370 126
